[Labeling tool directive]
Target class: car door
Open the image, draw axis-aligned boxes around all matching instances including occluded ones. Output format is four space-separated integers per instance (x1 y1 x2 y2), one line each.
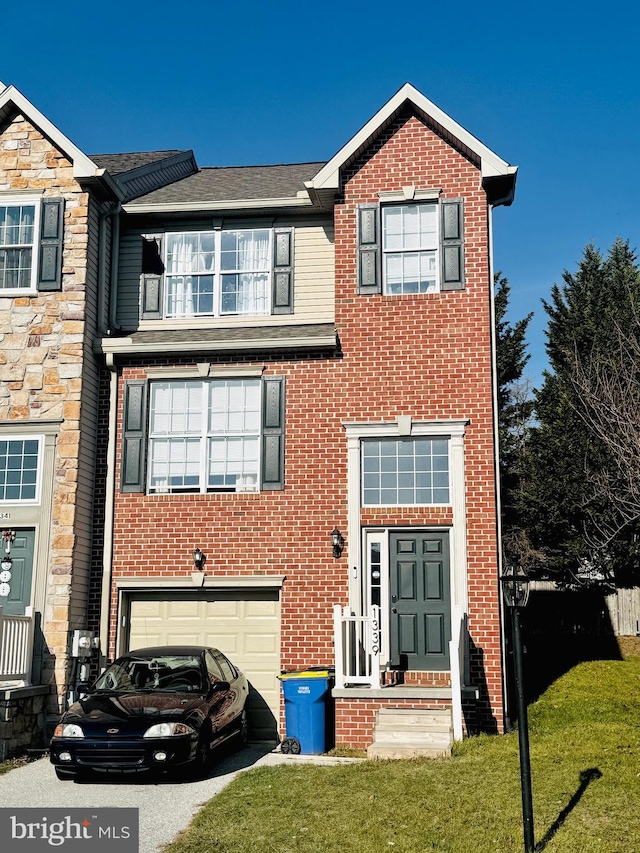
204 650 236 734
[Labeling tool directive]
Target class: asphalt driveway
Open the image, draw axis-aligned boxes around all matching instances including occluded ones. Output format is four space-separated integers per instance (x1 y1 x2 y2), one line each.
0 746 359 853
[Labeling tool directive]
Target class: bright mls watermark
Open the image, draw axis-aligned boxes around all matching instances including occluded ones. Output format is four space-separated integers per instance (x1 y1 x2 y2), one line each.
0 809 138 852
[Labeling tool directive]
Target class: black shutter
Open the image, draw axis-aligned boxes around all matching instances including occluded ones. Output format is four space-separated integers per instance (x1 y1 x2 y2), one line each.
272 227 294 314
37 198 64 291
121 380 148 493
440 199 464 291
140 235 164 319
261 377 285 490
357 204 381 295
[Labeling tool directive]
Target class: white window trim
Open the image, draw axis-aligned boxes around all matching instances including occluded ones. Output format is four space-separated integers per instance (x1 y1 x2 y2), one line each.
344 419 469 614
163 228 273 319
381 201 440 296
0 195 42 295
147 379 262 495
361 435 451 508
0 434 44 505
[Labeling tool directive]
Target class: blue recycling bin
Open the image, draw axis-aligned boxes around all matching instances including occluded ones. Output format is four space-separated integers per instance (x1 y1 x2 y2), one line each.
278 670 333 754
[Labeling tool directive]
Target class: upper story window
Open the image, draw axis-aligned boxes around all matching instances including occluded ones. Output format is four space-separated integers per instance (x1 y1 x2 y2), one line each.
141 227 293 321
382 203 438 295
165 229 271 318
0 200 38 291
120 375 285 494
357 198 464 295
362 438 449 506
0 436 42 503
148 379 261 493
0 196 64 294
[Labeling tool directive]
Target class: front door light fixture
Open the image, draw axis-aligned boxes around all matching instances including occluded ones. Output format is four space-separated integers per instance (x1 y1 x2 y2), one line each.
331 528 345 559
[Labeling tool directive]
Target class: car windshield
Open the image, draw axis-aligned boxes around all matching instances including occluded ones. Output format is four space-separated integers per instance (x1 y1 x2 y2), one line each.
93 654 204 693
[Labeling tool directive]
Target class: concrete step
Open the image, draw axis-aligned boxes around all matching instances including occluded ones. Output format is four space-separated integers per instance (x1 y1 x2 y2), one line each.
367 743 451 760
372 728 452 745
376 710 452 729
368 707 453 760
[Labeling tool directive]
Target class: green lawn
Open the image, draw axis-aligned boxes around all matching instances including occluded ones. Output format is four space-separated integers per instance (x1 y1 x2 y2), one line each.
166 656 640 853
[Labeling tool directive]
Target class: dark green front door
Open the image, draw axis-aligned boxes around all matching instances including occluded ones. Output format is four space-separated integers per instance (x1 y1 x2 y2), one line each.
389 531 451 671
0 528 35 616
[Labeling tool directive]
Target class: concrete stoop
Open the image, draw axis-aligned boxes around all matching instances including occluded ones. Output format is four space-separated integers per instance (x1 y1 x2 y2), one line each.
367 707 453 760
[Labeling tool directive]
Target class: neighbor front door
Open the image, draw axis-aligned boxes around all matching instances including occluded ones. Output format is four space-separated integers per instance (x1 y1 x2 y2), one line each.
389 531 451 671
0 528 35 616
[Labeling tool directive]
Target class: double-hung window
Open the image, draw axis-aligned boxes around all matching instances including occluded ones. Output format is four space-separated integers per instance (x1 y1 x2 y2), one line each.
164 229 271 318
140 224 296 320
0 436 42 503
0 200 38 291
362 438 449 506
0 196 64 293
148 379 261 493
122 376 284 495
382 203 438 295
357 198 463 295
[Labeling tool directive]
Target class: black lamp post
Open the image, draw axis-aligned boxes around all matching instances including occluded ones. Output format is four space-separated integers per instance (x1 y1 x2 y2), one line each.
501 564 534 853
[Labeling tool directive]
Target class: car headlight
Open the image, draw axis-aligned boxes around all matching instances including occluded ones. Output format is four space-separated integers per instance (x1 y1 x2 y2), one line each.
143 722 196 738
54 723 84 738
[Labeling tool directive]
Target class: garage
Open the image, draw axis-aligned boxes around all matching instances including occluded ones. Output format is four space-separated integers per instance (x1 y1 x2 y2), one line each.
123 588 281 741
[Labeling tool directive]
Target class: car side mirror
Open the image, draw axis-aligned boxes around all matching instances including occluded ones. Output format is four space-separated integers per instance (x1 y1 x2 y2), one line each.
208 680 230 697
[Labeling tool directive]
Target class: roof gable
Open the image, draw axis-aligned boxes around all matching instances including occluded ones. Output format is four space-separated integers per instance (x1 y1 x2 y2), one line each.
308 83 517 205
0 84 100 180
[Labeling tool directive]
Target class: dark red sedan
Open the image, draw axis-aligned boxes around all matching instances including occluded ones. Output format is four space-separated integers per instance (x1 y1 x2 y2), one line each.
50 645 249 780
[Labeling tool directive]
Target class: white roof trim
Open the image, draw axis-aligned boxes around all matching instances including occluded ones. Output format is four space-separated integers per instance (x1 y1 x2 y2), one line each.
124 195 313 214
310 83 516 190
0 85 99 179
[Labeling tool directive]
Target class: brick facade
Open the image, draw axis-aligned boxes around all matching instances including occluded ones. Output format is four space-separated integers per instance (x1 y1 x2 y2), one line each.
106 111 505 745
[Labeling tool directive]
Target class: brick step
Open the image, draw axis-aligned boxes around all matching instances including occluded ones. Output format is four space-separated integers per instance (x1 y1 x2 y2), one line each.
367 743 451 760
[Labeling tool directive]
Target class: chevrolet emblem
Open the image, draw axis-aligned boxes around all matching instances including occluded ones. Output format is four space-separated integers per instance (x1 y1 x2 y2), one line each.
107 728 119 734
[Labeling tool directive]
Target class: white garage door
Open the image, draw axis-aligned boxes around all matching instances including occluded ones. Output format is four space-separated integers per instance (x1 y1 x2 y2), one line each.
126 590 280 741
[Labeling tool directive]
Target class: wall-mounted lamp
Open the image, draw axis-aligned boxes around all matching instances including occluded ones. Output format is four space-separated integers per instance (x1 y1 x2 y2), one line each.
193 548 205 570
331 528 345 559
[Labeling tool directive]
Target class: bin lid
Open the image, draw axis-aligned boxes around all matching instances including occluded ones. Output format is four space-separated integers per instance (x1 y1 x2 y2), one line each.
278 669 332 680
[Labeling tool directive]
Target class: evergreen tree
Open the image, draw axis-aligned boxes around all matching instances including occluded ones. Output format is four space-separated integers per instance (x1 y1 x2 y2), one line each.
494 273 534 561
525 239 640 586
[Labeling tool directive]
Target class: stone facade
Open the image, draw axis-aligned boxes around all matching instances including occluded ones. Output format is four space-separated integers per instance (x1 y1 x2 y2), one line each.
0 112 91 712
0 685 48 760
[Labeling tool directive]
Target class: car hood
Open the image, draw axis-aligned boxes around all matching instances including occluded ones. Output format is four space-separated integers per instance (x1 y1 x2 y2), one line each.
59 691 204 737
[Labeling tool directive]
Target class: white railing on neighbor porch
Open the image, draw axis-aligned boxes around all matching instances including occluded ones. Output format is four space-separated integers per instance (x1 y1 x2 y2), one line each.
0 606 34 685
449 604 465 742
334 604 381 689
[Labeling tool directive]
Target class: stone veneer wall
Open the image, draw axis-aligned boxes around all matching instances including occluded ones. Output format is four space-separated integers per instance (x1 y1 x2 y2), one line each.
0 686 49 760
0 112 91 712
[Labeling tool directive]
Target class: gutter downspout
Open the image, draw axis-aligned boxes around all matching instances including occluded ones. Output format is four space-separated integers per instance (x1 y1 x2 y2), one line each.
97 202 120 336
99 352 118 668
108 204 122 333
487 203 508 733
98 197 122 667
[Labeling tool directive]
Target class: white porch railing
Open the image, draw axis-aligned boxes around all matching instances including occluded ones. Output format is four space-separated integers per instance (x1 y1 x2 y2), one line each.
449 604 465 742
334 604 381 689
0 605 34 686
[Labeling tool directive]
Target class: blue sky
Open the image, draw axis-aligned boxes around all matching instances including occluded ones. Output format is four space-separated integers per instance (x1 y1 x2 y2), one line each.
3 1 640 387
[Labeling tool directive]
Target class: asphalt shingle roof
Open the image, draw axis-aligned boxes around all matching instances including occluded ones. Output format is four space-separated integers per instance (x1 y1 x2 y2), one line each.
90 151 188 175
126 162 326 205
